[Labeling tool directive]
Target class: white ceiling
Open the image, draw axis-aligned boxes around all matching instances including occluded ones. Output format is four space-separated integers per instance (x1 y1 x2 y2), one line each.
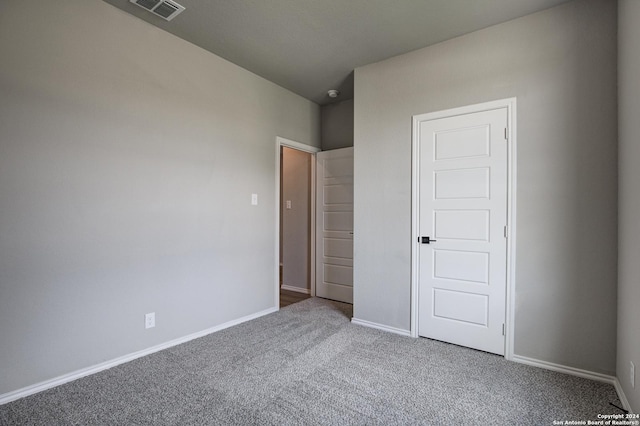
103 0 571 105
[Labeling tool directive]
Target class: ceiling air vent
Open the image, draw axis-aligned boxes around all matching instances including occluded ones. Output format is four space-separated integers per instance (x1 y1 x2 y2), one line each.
130 0 185 21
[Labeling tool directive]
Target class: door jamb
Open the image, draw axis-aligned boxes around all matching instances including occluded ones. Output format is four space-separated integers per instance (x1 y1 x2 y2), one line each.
410 98 517 360
275 137 321 310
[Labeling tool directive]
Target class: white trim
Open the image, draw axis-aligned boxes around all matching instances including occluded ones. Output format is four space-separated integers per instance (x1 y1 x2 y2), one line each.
309 151 318 298
410 116 420 338
410 98 518 362
275 137 320 309
0 306 277 405
504 99 518 361
512 354 616 384
613 377 634 413
276 136 321 153
351 317 412 337
280 284 311 295
513 355 634 413
512 354 634 412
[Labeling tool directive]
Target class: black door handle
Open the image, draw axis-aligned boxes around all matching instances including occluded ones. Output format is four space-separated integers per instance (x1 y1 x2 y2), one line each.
420 236 437 244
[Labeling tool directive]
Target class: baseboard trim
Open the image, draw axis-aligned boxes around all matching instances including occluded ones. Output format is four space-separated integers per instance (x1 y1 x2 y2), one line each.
612 378 633 413
511 355 615 384
280 285 310 295
351 317 411 337
0 306 278 406
511 354 632 411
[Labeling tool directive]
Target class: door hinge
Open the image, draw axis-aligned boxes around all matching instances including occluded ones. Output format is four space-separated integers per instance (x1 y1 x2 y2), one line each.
504 225 508 238
502 323 505 336
504 128 508 140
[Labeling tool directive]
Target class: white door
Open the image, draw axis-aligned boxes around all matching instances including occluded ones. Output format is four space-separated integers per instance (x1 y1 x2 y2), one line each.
316 147 354 304
416 107 508 355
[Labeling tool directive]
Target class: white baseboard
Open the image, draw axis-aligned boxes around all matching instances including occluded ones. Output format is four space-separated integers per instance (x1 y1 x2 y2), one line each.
4 310 632 414
511 354 632 412
280 285 310 294
351 317 411 337
613 377 633 413
511 354 616 384
0 306 278 406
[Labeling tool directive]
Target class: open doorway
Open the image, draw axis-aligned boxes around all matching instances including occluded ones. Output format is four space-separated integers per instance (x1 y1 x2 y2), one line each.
275 137 319 309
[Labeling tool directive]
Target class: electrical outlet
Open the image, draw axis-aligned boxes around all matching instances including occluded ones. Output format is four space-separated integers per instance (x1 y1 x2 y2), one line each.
286 200 292 209
145 312 155 329
631 361 635 389
251 194 258 205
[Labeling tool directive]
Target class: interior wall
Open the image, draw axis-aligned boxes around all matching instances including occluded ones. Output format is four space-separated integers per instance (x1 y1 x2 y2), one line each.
353 0 617 375
0 0 319 396
618 0 640 412
321 99 354 150
281 147 311 292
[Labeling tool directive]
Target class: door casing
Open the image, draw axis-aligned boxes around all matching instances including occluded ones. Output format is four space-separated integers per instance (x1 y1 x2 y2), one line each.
275 137 320 309
410 98 517 360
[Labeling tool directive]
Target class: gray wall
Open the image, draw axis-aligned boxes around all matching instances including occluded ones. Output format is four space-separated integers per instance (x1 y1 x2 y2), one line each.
321 99 354 150
281 147 311 292
618 0 640 412
0 0 319 395
353 0 617 375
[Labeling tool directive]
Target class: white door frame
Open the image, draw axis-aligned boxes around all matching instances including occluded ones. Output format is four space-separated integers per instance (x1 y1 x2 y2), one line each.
410 98 517 360
275 137 321 309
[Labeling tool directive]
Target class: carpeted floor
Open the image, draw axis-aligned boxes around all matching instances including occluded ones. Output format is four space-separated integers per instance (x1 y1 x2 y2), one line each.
0 297 622 425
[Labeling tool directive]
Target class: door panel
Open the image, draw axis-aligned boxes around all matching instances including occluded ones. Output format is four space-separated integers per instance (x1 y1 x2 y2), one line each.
323 211 353 231
417 108 508 355
434 125 490 160
323 239 353 258
434 167 490 199
433 289 488 326
433 249 489 284
316 147 354 304
434 210 489 241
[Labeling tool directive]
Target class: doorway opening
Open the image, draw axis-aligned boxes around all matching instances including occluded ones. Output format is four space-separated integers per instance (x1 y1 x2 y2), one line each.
275 137 319 309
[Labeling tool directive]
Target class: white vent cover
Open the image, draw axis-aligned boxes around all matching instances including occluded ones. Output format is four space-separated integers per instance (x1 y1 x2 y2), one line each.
130 0 185 21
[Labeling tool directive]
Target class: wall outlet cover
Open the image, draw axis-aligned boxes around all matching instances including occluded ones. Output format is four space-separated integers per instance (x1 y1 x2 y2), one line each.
145 312 155 329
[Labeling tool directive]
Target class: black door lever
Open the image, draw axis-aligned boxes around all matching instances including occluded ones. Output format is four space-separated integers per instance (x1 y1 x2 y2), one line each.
420 236 437 244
